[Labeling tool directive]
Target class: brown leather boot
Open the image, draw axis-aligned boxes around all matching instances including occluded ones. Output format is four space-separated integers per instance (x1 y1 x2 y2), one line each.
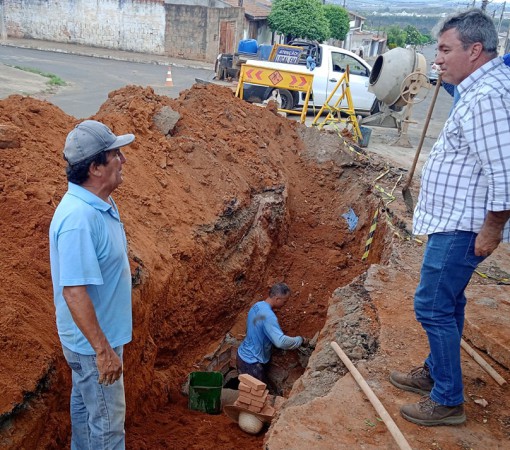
400 395 466 426
389 365 433 395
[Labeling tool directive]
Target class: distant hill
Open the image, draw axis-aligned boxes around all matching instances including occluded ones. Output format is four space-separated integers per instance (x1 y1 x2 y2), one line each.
327 0 505 15
328 0 458 9
324 0 509 35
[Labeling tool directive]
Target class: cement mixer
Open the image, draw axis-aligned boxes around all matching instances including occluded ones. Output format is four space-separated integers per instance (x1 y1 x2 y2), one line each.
362 47 430 147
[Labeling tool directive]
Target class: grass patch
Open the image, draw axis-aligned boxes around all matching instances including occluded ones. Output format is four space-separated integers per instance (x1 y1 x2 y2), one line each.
11 65 66 86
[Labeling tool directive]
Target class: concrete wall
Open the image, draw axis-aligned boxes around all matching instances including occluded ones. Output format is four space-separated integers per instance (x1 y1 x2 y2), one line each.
254 22 271 44
166 0 228 7
2 0 245 62
3 0 166 54
164 3 243 62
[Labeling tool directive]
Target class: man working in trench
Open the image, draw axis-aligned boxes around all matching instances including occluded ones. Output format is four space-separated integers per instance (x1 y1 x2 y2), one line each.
390 9 510 426
237 282 309 393
49 120 135 449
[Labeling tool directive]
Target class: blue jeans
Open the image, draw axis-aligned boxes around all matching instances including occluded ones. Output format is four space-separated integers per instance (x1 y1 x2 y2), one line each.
414 231 485 406
62 345 126 450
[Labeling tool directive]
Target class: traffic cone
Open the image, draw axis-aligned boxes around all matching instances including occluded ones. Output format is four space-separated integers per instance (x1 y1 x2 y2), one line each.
165 66 174 87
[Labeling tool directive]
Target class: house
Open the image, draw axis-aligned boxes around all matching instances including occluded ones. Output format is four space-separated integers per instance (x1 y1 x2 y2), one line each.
344 11 386 58
0 0 385 63
221 0 273 45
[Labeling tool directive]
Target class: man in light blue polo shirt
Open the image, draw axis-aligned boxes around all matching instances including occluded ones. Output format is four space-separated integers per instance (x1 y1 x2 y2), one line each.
49 120 135 449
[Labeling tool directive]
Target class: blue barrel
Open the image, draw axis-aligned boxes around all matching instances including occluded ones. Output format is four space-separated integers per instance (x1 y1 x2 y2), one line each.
258 44 273 61
238 39 258 55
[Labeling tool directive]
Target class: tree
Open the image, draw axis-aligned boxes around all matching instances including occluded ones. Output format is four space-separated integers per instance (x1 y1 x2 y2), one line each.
404 25 422 47
323 4 350 41
268 0 330 43
386 25 407 49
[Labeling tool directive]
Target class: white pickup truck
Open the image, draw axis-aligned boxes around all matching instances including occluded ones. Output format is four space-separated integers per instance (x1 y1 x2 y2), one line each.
241 41 378 115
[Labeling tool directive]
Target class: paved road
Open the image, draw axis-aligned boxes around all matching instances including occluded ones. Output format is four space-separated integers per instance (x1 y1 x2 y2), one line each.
0 41 452 173
355 43 454 171
0 46 214 118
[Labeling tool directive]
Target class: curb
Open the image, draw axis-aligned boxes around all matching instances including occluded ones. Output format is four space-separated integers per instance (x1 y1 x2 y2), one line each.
0 40 215 71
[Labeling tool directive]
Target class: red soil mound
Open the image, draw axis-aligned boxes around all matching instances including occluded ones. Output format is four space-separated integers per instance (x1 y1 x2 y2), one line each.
0 84 377 449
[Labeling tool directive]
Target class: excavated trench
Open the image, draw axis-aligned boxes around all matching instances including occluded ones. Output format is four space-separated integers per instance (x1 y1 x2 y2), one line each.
0 84 398 449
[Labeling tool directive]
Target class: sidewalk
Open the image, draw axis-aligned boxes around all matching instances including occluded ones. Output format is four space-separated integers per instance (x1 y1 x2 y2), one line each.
0 37 215 71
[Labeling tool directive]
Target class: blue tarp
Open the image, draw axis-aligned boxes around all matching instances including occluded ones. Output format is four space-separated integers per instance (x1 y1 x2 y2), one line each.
341 208 358 232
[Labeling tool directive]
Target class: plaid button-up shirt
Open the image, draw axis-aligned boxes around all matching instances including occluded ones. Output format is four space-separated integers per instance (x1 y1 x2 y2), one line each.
414 57 510 242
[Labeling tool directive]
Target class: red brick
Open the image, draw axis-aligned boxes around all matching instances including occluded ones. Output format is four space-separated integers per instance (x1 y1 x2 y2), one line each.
251 398 265 408
243 389 269 402
238 382 251 393
239 387 269 400
246 403 263 413
260 404 275 416
246 388 269 400
238 394 252 405
238 374 266 390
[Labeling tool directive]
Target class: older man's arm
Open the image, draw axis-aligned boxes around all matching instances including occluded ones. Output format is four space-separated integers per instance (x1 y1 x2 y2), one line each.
63 285 123 386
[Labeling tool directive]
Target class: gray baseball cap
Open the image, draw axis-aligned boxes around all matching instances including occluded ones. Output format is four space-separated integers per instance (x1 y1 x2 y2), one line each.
64 120 135 165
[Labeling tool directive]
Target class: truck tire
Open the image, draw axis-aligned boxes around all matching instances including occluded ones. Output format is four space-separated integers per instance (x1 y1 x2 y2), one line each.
279 89 294 110
214 59 225 80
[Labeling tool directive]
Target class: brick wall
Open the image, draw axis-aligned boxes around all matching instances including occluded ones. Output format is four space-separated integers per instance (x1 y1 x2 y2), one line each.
3 0 166 54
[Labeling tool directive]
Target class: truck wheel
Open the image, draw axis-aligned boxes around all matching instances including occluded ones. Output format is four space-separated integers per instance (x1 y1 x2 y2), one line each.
279 89 294 110
214 61 225 80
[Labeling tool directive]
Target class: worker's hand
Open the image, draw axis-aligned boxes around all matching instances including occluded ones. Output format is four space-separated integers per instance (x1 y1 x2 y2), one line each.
96 346 122 387
475 226 502 257
301 337 310 347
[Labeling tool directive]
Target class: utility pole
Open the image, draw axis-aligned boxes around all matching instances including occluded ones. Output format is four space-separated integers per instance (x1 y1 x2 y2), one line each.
0 0 6 41
497 2 506 35
505 23 510 54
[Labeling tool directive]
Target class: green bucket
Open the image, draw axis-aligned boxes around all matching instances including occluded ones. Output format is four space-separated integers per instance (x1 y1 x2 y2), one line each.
188 371 223 415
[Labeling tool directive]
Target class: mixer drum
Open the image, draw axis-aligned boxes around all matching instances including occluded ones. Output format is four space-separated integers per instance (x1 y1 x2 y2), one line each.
368 48 427 107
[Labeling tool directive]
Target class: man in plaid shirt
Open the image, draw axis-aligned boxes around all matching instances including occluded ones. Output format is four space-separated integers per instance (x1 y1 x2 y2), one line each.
390 9 510 426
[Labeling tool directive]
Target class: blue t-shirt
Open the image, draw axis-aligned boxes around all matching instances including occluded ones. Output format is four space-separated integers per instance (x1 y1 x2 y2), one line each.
49 182 132 355
237 301 302 364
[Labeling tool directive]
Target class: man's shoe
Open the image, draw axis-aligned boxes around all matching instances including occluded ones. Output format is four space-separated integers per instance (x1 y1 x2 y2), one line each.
400 396 466 426
389 365 433 395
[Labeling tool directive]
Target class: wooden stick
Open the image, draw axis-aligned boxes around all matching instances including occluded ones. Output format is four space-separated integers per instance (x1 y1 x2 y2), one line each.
330 342 413 450
460 339 507 386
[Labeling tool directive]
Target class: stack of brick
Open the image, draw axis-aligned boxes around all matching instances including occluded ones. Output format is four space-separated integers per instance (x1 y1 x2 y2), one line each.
235 374 275 417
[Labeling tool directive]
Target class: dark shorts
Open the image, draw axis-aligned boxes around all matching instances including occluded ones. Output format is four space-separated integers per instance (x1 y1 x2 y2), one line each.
236 353 268 385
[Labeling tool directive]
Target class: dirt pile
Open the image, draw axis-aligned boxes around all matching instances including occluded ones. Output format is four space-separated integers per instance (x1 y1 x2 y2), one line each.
0 84 384 448
2 82 509 450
